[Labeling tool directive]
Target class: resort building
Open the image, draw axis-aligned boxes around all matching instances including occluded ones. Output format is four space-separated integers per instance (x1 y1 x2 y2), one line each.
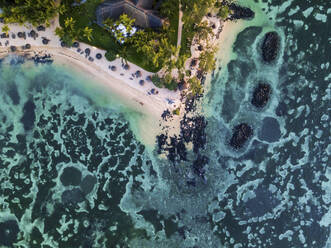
96 0 164 29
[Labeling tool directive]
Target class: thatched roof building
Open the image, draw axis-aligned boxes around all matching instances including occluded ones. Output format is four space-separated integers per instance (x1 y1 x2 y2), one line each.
96 0 163 29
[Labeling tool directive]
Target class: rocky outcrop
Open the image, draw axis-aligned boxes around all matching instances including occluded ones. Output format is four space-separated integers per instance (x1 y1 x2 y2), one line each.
229 4 255 20
0 220 19 247
251 83 271 108
230 123 253 149
262 32 280 62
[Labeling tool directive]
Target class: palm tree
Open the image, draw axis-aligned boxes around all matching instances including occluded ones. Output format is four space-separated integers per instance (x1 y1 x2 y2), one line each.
2 25 10 36
64 17 75 29
82 26 93 41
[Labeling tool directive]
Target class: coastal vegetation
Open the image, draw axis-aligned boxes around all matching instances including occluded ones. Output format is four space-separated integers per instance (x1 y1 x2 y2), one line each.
0 0 62 26
0 0 235 94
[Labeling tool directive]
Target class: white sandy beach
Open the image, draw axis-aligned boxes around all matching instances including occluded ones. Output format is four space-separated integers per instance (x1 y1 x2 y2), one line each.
0 19 182 146
0 13 236 147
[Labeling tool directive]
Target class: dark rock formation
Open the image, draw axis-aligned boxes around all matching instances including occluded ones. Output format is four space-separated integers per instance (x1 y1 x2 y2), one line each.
8 83 20 105
80 175 97 195
156 134 167 154
60 167 82 186
21 99 36 131
161 109 171 121
62 188 85 205
276 102 287 116
229 4 255 20
31 54 53 64
251 83 271 108
0 220 19 247
258 117 281 142
192 154 209 179
230 123 253 149
262 32 280 62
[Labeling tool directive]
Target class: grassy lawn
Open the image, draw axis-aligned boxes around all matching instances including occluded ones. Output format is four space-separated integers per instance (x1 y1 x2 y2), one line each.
59 0 160 72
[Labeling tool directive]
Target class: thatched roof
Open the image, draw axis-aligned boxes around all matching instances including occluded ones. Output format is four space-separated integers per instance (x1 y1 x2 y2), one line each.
96 0 163 29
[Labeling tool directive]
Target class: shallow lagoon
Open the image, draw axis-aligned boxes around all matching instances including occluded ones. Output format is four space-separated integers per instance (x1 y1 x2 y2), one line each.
0 0 330 247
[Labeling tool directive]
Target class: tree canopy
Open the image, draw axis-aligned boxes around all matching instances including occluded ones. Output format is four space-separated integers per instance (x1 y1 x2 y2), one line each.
0 0 61 26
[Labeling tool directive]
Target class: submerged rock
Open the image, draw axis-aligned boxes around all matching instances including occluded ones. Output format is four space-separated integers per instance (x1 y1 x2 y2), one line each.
258 117 281 142
230 123 253 149
62 188 84 205
0 220 19 247
60 167 82 186
229 4 255 20
276 102 287 116
8 83 20 105
192 154 209 179
251 83 272 108
80 175 97 195
21 99 36 131
262 32 280 62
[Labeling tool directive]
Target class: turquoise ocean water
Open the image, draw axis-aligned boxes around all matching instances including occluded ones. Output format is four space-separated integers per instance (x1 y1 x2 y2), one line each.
0 0 330 247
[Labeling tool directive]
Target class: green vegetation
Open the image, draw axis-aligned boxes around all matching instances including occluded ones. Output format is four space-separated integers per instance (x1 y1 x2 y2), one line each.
188 76 203 96
59 0 180 72
0 0 62 26
180 0 216 57
1 24 9 36
173 107 180 115
105 50 117 62
103 14 135 44
0 0 230 93
199 46 217 73
215 0 234 19
151 74 178 91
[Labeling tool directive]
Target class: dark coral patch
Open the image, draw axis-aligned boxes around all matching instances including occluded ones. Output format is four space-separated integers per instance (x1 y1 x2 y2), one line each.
60 167 82 186
251 83 272 108
230 123 253 149
80 175 97 195
62 188 84 205
21 99 36 131
0 220 20 247
262 32 280 62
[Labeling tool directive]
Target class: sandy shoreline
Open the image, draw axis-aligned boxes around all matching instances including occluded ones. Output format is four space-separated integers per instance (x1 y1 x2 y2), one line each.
0 20 183 147
0 14 238 147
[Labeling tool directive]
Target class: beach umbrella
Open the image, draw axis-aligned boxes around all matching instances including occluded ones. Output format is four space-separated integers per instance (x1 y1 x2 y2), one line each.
123 64 130 70
190 59 197 67
37 25 45 31
111 66 117 71
42 38 49 45
30 30 36 37
73 42 79 48
146 75 152 81
135 70 142 77
96 53 102 59
139 80 145 86
85 48 90 55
